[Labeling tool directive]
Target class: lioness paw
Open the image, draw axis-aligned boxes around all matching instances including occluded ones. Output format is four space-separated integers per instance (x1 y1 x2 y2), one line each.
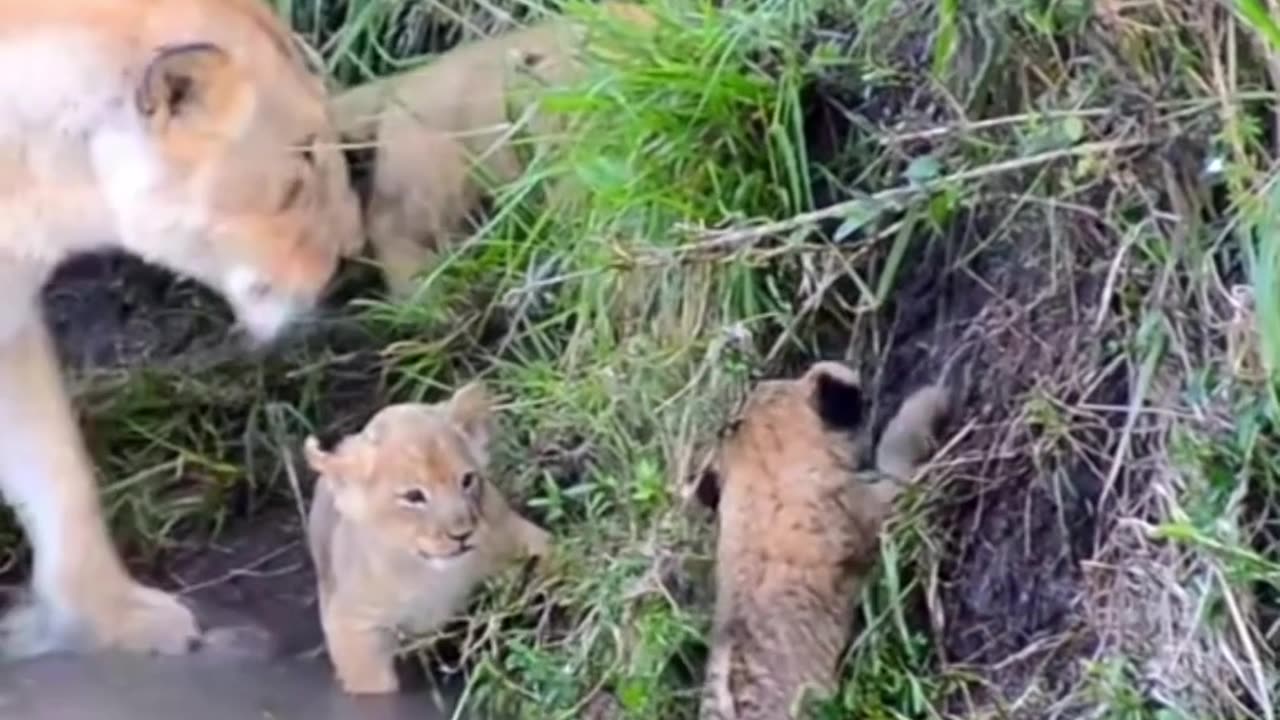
0 583 201 660
92 584 201 656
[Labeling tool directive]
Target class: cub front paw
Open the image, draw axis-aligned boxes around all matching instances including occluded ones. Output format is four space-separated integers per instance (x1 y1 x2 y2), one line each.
337 663 400 695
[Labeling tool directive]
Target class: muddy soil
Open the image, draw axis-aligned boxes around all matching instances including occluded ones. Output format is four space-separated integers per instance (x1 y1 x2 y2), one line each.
858 211 1123 712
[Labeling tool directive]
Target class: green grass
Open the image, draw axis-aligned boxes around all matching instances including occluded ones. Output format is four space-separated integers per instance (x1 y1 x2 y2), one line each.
38 0 1280 717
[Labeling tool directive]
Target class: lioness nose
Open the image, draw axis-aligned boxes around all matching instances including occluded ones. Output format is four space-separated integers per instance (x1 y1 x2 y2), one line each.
447 529 472 543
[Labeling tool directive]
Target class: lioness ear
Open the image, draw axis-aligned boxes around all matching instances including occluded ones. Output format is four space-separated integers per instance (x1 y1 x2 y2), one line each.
136 43 255 135
447 382 494 449
806 361 864 431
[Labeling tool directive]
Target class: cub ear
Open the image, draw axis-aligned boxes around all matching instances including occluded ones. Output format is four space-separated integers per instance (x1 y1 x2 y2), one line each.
303 433 373 485
691 466 722 513
806 361 864 431
303 435 338 477
447 382 494 447
136 43 256 135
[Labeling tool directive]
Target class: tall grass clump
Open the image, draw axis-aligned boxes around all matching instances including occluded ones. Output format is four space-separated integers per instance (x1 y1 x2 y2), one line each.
357 3 855 716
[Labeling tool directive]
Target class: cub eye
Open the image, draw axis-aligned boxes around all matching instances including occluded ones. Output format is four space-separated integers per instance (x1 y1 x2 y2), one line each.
460 472 479 491
399 488 429 506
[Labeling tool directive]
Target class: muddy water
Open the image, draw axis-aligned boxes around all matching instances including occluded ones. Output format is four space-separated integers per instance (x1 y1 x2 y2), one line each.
0 652 465 720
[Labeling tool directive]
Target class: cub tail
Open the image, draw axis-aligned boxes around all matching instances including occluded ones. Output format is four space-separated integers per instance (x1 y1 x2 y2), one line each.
874 384 951 484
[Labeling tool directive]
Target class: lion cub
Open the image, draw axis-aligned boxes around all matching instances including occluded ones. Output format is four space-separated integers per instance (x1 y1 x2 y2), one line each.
694 362 952 719
333 2 656 297
303 382 551 694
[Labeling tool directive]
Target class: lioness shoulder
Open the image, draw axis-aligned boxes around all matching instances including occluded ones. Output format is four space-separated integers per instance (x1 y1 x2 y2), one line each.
303 382 550 695
695 362 952 719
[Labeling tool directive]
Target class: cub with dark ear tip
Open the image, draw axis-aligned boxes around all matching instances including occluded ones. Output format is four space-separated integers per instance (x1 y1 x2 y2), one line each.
695 361 954 720
806 361 865 432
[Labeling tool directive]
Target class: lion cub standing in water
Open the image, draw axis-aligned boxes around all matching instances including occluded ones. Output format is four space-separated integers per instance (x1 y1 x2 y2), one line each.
695 362 952 719
303 382 551 694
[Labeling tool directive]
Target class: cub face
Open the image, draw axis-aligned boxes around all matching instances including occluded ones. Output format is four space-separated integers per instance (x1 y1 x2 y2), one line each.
95 26 362 342
304 383 497 565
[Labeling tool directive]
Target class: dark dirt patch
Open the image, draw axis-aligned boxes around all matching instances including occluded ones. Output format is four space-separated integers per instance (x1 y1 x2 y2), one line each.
165 504 323 657
43 253 234 370
870 210 1126 712
755 199 1123 714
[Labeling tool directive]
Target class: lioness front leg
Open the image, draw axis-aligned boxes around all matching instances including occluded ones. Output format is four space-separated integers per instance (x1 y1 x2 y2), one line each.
0 309 198 658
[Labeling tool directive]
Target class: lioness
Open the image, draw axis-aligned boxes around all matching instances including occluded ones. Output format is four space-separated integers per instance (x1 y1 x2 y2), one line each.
0 0 361 659
695 362 952 719
303 382 551 694
332 2 656 297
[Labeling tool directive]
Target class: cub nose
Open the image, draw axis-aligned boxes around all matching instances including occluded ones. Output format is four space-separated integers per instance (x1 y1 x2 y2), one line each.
447 529 472 544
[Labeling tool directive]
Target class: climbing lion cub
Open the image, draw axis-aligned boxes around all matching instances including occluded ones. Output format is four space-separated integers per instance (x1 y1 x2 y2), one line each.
694 362 952 719
0 0 360 661
303 382 551 694
332 2 656 297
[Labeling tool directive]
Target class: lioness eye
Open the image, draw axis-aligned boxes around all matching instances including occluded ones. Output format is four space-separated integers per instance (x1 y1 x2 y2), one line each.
399 488 429 506
246 280 271 300
460 472 479 491
296 134 317 166
277 177 304 211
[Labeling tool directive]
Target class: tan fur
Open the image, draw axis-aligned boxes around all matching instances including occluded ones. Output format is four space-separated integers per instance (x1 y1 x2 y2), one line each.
331 3 656 297
696 362 951 720
0 0 361 660
303 382 551 694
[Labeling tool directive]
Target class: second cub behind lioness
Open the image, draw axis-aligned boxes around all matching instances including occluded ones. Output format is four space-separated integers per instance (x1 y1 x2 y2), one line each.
303 382 550 694
332 2 657 297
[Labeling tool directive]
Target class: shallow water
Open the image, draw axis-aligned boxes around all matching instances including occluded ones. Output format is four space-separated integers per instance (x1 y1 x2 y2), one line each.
0 652 464 720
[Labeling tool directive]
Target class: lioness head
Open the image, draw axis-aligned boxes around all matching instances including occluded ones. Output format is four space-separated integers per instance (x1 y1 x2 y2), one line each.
93 2 362 342
303 383 498 565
